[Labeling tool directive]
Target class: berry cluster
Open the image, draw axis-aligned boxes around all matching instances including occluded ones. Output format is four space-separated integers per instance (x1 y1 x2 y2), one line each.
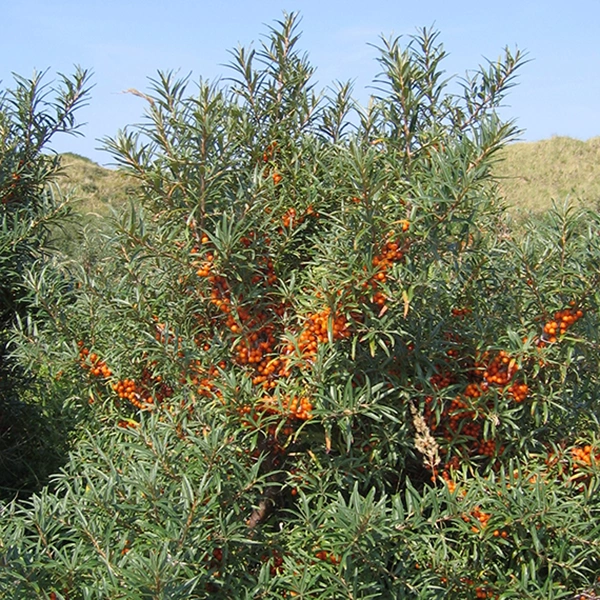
314 549 340 565
112 378 152 410
189 231 360 421
77 342 112 378
569 444 600 491
259 141 282 186
571 444 599 468
78 338 177 413
361 234 409 311
261 141 278 163
439 576 498 599
259 394 314 421
279 204 317 231
540 304 584 345
293 307 350 362
480 350 519 387
193 236 289 393
111 368 172 411
264 549 284 577
463 506 491 533
192 234 213 278
423 348 528 484
516 443 600 495
451 306 472 319
474 584 497 599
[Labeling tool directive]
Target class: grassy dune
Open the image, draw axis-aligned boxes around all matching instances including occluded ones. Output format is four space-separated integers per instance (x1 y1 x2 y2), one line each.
55 137 600 217
494 136 600 215
56 152 138 215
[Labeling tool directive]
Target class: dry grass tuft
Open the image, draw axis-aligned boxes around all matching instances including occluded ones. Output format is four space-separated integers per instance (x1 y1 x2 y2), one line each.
410 401 441 474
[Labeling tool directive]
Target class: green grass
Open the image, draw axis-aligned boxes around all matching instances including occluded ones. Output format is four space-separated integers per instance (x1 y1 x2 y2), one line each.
494 136 600 215
54 137 600 219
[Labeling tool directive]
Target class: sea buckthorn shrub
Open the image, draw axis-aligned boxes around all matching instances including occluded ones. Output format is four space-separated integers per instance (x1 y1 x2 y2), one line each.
0 68 92 497
2 14 600 599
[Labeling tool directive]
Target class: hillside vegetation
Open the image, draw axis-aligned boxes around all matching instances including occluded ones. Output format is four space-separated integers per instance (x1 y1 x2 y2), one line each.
58 136 600 217
56 152 138 215
495 135 600 214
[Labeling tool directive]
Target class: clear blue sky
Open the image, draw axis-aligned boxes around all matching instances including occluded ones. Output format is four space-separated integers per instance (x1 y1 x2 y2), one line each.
2 0 598 165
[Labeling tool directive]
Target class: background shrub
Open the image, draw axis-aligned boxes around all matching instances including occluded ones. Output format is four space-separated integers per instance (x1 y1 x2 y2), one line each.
0 67 91 497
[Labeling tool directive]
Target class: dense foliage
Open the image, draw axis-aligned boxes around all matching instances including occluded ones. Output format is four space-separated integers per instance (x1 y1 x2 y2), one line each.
0 67 91 494
1 14 600 599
